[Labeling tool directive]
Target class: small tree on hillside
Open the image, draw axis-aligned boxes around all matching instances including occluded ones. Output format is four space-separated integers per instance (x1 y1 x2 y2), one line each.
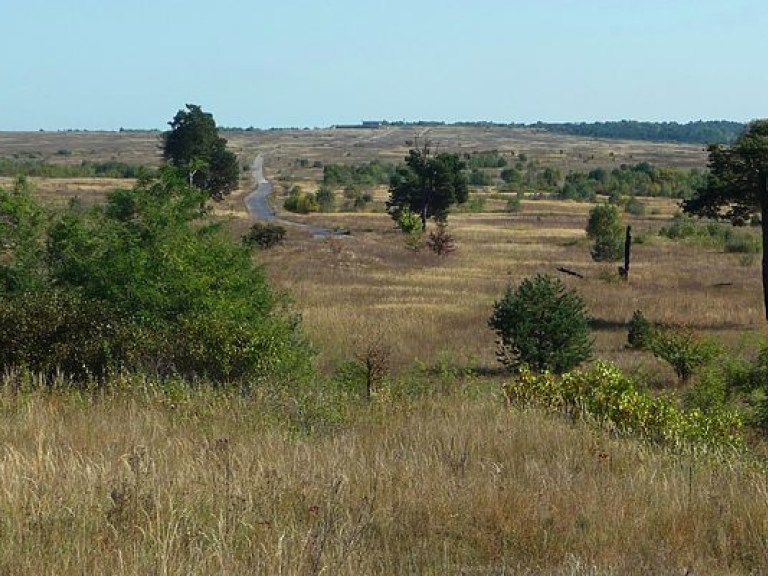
163 104 239 200
387 141 469 231
489 274 593 374
586 203 624 262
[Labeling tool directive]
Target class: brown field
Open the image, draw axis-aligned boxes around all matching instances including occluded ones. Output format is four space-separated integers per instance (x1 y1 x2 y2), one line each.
1 127 767 574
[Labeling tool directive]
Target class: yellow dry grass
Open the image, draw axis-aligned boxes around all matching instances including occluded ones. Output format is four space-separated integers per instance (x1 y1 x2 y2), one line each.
0 381 765 575
2 128 767 574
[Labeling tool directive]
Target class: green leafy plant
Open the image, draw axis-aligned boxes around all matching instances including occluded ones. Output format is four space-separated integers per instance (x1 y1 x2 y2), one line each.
503 362 743 451
627 309 653 350
242 222 286 249
1 168 313 385
489 274 593 374
586 204 624 262
648 326 721 385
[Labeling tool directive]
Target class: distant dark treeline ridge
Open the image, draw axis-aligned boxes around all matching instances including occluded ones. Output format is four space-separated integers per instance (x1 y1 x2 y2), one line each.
532 120 746 145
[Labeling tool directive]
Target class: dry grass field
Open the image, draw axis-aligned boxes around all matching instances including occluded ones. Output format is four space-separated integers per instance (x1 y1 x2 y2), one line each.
1 127 767 574
1 378 767 575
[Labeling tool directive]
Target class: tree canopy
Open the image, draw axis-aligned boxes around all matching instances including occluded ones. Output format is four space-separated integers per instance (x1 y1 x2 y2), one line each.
0 168 311 383
387 142 469 230
162 104 239 200
683 120 768 319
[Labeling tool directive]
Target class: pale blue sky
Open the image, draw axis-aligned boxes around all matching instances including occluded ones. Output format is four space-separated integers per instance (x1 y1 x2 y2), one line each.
2 0 766 130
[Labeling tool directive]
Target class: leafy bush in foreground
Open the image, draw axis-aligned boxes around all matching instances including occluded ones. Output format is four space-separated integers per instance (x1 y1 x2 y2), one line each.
0 169 312 384
503 362 743 451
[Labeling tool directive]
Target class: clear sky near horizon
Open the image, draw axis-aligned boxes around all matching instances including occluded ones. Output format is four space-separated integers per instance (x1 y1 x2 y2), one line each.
2 0 766 130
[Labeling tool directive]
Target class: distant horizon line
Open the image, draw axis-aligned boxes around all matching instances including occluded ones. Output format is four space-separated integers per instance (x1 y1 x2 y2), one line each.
0 118 750 133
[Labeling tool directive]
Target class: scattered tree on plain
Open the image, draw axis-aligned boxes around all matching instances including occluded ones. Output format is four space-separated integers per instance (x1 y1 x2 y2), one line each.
387 141 469 231
683 120 768 319
489 274 593 374
586 203 624 262
162 104 239 200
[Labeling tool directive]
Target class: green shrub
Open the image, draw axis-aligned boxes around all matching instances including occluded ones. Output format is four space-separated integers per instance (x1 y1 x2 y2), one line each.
1 168 313 385
468 169 493 187
284 189 319 214
624 196 646 216
503 362 743 451
395 207 422 235
315 185 336 212
489 274 593 374
463 194 486 212
586 204 624 262
724 229 761 254
627 309 653 350
0 290 136 380
648 326 721 385
242 222 286 249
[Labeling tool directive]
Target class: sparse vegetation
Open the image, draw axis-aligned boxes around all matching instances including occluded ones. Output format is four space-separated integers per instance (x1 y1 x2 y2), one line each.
5 123 768 574
489 274 593 374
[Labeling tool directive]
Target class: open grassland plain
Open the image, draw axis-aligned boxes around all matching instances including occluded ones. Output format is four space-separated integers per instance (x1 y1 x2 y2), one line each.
0 378 766 575
2 127 767 574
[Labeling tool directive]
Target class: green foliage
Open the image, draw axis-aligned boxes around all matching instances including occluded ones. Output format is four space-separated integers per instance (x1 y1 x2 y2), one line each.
284 186 319 214
489 274 593 374
623 196 647 216
0 180 48 293
505 197 522 213
387 142 469 230
394 207 422 235
342 185 373 211
468 169 493 187
586 204 624 262
463 194 487 213
162 104 239 200
465 150 508 169
538 120 744 145
627 310 653 350
660 214 761 254
648 327 721 385
0 168 312 384
0 159 148 179
560 163 704 201
323 161 395 188
499 167 523 186
315 185 336 212
0 289 135 380
503 362 743 451
242 222 286 249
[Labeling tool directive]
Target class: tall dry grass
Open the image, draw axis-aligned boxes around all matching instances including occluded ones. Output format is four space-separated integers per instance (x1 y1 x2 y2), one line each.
0 375 766 575
256 199 766 380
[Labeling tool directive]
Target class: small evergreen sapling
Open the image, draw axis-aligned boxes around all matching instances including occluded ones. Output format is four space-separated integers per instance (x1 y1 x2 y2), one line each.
489 274 593 374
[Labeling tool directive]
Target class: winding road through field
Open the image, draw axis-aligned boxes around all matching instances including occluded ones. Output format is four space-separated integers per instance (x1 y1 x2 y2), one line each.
244 154 347 238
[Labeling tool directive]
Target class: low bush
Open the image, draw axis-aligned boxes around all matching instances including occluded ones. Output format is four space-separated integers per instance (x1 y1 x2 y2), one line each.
648 326 721 385
503 362 743 451
489 274 593 374
242 222 286 249
627 309 653 350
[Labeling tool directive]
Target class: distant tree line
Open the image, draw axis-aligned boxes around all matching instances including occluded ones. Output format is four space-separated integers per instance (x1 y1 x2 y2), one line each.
535 120 745 145
559 162 706 201
0 159 150 179
322 161 395 188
